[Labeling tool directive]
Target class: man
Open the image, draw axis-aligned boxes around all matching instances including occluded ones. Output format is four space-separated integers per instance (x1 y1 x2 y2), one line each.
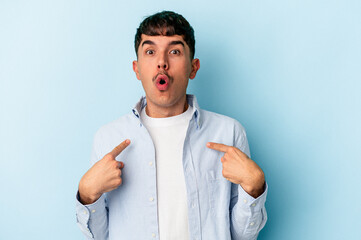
76 11 267 240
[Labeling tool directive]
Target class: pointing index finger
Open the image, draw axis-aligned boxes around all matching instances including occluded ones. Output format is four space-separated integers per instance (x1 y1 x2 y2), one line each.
206 142 230 153
109 139 131 158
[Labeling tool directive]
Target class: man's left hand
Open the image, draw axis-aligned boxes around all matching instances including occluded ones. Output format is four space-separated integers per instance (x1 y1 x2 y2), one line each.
207 142 265 198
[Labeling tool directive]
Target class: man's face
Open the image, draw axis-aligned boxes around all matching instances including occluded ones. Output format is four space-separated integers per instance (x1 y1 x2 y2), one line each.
133 34 200 113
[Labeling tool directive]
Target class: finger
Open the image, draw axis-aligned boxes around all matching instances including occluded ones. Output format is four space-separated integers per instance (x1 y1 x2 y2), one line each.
117 161 124 169
206 142 230 153
109 139 131 158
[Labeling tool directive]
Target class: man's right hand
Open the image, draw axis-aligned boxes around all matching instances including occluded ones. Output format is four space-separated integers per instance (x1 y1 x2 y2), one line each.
78 139 131 205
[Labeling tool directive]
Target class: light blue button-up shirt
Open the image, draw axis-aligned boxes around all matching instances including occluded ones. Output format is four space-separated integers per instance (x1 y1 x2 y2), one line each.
76 94 267 240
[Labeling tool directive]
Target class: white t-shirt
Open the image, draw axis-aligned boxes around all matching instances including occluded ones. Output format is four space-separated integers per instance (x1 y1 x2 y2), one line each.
140 105 193 240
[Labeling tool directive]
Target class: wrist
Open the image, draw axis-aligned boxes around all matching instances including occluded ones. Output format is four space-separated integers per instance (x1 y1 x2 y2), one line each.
78 182 101 205
78 189 101 205
240 173 265 198
241 182 265 198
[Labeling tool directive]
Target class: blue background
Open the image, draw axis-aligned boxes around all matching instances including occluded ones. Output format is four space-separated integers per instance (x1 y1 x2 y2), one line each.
1 1 360 239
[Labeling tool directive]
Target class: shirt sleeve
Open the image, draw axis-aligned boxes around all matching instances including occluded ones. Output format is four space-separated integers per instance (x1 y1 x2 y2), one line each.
75 130 109 240
230 120 268 239
230 184 268 239
75 193 108 240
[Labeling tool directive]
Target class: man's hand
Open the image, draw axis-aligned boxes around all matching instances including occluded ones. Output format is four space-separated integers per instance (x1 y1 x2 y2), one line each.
78 139 131 205
207 142 265 198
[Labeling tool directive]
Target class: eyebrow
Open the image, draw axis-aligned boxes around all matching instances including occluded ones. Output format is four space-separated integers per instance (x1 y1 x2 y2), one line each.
141 40 155 47
169 41 185 47
141 40 185 47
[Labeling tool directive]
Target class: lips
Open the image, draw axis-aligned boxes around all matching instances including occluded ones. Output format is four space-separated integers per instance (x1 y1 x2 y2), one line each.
155 74 170 91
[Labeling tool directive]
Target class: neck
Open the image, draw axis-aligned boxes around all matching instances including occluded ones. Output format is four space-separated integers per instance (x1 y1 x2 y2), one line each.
145 96 189 118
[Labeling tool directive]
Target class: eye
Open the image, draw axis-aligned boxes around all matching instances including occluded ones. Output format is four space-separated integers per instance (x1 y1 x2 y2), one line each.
146 50 154 55
170 49 180 55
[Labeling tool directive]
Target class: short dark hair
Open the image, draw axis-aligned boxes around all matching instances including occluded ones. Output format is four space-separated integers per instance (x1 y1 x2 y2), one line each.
134 11 195 59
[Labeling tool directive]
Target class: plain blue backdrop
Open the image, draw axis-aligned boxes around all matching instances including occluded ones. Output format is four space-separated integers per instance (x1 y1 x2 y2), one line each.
1 0 360 239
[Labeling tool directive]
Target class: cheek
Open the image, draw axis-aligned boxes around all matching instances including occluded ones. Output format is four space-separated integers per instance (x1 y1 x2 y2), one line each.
187 62 194 77
177 62 192 77
137 64 152 80
141 78 152 89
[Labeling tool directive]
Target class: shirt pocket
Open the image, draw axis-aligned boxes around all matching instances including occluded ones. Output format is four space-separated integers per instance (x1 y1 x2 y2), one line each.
206 170 231 218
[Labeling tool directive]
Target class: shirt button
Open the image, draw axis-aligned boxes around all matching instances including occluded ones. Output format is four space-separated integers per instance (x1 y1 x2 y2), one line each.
83 210 87 215
149 197 154 202
152 233 156 237
251 203 256 207
243 199 247 203
250 222 255 226
149 162 153 166
91 209 96 213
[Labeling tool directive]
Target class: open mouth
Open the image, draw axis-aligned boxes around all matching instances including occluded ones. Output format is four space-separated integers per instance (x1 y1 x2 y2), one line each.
155 74 170 91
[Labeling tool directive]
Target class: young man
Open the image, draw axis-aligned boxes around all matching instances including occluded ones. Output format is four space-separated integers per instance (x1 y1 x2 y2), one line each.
76 11 267 240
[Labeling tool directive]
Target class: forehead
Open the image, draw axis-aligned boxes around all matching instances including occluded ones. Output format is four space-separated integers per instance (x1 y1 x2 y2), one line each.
139 34 187 47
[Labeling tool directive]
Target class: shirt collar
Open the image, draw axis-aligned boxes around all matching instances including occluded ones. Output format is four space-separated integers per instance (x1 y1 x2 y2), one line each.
132 94 202 129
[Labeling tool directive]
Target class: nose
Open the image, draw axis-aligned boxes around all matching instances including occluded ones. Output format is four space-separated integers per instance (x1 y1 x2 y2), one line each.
157 54 168 70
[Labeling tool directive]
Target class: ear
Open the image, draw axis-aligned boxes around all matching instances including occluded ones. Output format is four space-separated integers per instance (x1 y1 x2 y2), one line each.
132 60 141 80
189 58 200 79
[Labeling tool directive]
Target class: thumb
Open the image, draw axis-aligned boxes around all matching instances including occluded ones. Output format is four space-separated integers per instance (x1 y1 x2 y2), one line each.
118 161 124 169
